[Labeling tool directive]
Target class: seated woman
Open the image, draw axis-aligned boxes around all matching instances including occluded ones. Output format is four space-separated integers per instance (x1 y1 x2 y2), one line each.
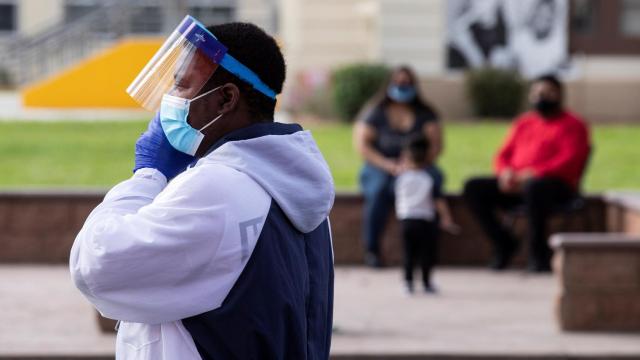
353 65 443 267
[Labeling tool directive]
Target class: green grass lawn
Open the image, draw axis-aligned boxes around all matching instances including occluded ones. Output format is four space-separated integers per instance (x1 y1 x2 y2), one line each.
0 120 638 192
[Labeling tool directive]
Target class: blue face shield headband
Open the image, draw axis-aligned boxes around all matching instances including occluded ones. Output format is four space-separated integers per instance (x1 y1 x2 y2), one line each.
126 15 277 112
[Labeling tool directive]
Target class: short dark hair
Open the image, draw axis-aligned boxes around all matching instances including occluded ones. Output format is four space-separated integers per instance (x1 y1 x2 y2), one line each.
535 74 563 94
403 134 430 165
203 22 286 121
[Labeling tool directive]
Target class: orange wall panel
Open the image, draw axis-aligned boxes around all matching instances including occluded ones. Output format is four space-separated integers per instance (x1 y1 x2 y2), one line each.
22 38 163 108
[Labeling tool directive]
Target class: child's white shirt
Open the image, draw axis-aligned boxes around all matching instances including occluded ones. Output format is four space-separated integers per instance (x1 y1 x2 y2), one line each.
395 169 436 221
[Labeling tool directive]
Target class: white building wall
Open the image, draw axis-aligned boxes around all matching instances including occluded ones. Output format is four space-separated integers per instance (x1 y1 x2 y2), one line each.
278 0 381 107
280 0 378 75
237 0 278 34
572 55 640 80
279 0 448 80
378 0 445 76
18 0 64 35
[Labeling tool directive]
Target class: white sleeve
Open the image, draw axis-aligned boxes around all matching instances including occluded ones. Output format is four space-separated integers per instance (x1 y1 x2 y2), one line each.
70 165 271 324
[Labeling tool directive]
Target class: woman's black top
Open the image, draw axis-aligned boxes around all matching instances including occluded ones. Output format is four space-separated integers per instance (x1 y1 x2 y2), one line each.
363 105 438 159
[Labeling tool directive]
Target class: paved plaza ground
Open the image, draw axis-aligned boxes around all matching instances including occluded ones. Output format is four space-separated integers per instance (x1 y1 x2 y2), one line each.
2 265 640 359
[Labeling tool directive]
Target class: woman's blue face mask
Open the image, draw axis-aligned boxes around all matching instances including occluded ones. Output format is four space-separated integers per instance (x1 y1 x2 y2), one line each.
387 84 416 103
159 86 223 156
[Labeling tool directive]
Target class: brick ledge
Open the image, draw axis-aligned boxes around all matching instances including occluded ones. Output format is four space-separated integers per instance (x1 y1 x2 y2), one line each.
551 233 640 248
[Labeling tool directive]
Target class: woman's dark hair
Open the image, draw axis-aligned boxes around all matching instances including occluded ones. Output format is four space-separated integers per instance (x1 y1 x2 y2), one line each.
367 65 438 116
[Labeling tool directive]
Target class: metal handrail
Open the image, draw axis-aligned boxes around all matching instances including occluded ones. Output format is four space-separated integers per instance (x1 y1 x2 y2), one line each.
0 0 172 86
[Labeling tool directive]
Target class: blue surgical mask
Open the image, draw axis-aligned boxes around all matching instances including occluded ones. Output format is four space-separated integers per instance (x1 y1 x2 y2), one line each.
387 85 416 103
159 86 223 156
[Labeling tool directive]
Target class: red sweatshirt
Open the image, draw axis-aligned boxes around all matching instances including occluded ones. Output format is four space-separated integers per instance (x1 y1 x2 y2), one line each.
494 110 590 189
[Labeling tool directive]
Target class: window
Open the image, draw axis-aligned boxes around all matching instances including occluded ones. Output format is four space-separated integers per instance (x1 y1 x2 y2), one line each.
65 0 99 23
189 6 234 27
570 0 596 35
0 3 16 32
129 6 163 34
62 2 237 35
621 0 640 37
65 5 98 23
570 0 640 54
65 1 163 34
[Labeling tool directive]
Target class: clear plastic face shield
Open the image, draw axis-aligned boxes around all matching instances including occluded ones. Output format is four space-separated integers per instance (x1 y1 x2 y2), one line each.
126 15 277 112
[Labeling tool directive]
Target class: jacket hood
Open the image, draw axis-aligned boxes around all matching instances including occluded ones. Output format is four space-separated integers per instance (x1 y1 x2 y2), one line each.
199 123 335 233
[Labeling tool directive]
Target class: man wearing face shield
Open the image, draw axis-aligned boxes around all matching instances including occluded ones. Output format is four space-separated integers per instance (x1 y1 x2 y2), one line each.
463 75 590 273
70 18 335 360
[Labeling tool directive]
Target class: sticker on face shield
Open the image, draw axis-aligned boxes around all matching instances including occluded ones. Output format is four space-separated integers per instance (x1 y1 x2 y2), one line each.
179 17 228 64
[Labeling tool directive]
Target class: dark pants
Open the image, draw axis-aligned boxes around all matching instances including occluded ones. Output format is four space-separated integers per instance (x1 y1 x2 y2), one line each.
359 164 395 256
360 163 444 257
463 176 574 268
401 219 439 287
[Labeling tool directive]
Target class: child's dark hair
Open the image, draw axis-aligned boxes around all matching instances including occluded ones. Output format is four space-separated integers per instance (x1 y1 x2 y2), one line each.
403 134 430 165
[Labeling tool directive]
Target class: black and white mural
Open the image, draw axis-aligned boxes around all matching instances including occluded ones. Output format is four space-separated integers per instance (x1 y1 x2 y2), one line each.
447 0 569 78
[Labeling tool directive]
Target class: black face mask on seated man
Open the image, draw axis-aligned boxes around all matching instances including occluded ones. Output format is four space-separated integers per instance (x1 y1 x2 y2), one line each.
534 98 561 118
529 76 564 119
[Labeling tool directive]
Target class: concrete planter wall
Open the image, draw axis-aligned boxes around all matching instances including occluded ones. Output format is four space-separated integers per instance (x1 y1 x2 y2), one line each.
0 190 606 266
0 190 102 263
552 234 640 331
332 193 606 266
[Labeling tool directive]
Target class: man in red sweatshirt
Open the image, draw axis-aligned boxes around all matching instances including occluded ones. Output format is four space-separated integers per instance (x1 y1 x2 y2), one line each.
463 75 590 272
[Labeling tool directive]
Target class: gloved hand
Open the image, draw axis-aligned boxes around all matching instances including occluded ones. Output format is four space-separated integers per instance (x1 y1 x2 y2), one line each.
134 113 195 180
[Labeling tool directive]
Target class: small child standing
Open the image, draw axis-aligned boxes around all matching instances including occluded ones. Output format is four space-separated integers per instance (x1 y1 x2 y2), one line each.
395 135 457 294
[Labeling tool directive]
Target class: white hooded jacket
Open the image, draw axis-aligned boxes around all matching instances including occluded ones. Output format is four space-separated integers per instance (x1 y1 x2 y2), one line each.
70 123 335 359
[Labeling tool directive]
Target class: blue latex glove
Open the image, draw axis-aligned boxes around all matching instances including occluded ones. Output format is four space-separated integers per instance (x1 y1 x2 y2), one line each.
134 113 195 180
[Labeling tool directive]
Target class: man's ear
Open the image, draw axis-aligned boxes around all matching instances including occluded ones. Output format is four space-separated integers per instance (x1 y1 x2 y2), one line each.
218 83 240 114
